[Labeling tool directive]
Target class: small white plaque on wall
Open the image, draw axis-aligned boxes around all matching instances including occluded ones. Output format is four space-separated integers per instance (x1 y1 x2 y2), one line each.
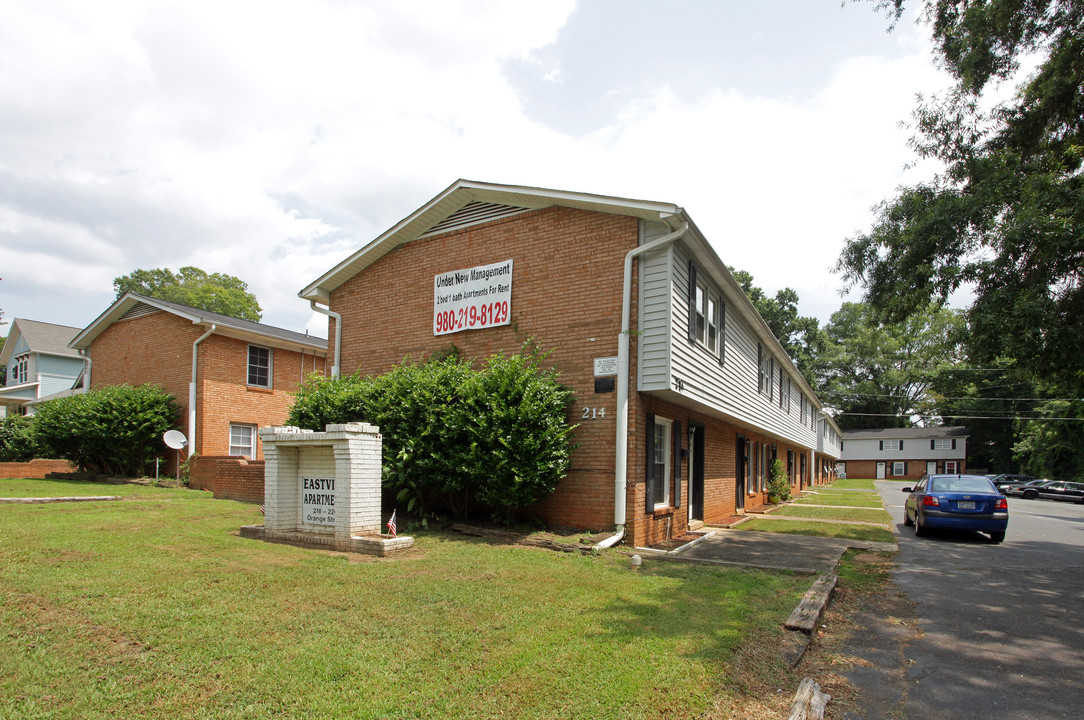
594 357 619 377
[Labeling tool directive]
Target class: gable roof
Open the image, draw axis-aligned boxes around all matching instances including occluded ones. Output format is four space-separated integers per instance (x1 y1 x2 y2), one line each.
0 319 82 365
69 293 328 354
841 426 970 440
299 178 826 410
298 179 684 303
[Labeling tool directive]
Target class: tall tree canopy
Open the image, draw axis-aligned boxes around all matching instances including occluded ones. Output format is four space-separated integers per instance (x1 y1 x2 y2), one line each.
815 302 966 429
839 0 1084 394
729 268 826 387
114 267 263 322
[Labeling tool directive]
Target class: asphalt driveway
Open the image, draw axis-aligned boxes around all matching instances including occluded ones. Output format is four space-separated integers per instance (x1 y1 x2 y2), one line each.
839 480 1084 720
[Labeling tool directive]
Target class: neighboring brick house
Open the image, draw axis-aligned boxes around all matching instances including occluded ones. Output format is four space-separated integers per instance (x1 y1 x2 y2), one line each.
0 319 84 416
299 179 835 547
69 293 328 498
840 426 969 480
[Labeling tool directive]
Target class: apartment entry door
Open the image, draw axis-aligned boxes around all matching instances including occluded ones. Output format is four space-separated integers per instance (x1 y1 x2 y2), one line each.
688 422 705 522
735 435 748 511
876 462 886 479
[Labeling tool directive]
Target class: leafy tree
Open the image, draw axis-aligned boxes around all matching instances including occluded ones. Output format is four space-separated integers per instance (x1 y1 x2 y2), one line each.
32 385 180 476
815 302 966 429
840 0 1084 394
114 267 263 322
729 268 827 387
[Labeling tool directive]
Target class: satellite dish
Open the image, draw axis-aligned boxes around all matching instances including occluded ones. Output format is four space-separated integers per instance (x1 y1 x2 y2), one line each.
163 430 188 449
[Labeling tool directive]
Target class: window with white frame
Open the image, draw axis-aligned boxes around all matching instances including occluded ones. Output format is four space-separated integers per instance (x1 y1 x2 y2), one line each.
932 438 957 450
651 418 672 506
892 462 907 476
881 439 903 451
13 354 29 384
247 345 272 388
688 262 725 362
944 460 958 473
229 424 256 458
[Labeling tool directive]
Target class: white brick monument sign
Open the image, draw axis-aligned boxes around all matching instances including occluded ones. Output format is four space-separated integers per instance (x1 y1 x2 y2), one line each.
240 423 412 556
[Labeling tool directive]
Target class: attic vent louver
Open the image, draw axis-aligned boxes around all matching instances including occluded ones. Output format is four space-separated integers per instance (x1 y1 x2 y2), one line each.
420 201 530 237
119 302 159 321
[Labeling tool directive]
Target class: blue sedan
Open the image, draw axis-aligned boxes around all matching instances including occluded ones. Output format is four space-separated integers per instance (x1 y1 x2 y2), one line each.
903 474 1008 543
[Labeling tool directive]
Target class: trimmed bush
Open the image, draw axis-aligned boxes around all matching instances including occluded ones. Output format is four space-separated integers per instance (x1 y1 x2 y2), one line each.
289 347 577 523
767 458 791 502
0 415 39 461
32 385 181 476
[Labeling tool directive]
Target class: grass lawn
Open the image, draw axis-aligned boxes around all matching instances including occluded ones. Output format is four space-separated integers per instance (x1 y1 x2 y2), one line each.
772 506 891 524
1 478 811 720
739 518 895 544
823 478 877 491
788 492 884 509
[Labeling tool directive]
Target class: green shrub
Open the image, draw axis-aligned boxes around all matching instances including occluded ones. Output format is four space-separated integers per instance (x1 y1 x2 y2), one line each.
0 415 39 461
288 345 577 524
767 458 791 502
31 385 180 476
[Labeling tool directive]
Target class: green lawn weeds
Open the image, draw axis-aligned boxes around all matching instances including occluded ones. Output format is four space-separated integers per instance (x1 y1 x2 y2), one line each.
1 478 812 720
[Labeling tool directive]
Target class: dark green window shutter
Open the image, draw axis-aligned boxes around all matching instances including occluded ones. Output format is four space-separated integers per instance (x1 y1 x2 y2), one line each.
687 261 697 343
645 413 655 514
718 301 726 366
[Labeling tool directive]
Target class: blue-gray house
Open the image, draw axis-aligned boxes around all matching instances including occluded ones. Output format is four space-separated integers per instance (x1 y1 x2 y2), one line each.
0 319 84 416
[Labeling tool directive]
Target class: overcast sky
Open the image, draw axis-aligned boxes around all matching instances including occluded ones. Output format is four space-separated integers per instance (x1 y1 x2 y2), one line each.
0 0 952 339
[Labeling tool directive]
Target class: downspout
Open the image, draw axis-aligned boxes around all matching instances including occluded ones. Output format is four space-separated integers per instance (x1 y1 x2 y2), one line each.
309 301 341 378
597 219 689 550
189 324 216 454
77 349 92 391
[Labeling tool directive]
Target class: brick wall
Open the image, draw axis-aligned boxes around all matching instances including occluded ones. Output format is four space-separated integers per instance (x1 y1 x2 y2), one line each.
843 459 966 481
190 455 265 504
330 206 638 534
0 459 75 479
88 309 327 465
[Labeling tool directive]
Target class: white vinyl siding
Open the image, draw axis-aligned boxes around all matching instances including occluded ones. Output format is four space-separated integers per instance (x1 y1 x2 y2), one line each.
638 237 815 447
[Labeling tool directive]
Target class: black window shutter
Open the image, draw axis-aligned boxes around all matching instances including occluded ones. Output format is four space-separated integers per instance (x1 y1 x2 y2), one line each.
931 439 936 450
757 343 763 391
645 413 655 514
718 301 726 366
673 420 682 508
900 440 904 450
879 440 884 450
952 439 957 450
687 261 697 343
904 462 909 475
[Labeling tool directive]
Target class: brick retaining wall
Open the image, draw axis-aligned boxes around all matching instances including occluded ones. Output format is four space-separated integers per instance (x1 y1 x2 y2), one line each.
0 459 76 479
190 455 265 504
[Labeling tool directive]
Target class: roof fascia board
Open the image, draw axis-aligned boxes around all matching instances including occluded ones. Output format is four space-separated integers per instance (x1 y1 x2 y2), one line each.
299 179 682 302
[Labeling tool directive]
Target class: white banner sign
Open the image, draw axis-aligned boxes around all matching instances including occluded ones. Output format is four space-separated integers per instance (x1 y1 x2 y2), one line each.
433 259 513 336
302 477 336 527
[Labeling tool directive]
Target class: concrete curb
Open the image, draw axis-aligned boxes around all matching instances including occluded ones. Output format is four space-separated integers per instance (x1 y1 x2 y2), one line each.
0 495 122 504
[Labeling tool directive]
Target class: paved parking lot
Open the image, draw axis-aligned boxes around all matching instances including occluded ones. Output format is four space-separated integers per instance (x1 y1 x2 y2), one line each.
840 481 1084 720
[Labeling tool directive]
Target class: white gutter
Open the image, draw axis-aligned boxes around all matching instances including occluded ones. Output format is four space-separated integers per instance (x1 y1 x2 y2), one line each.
189 324 216 452
309 301 341 378
612 219 689 536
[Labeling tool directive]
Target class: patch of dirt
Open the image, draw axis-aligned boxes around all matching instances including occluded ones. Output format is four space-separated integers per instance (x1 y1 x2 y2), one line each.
648 531 707 551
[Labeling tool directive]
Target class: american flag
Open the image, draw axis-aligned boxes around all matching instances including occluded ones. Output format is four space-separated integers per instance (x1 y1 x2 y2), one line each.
386 510 397 537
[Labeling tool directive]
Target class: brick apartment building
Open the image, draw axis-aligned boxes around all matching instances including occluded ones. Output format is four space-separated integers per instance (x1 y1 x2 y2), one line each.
69 293 327 499
300 179 841 547
840 426 969 480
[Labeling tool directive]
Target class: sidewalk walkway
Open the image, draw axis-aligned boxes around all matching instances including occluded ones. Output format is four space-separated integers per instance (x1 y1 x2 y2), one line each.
647 527 896 574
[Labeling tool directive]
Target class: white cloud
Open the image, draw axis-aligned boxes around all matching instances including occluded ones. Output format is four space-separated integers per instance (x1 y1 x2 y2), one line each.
0 0 954 336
